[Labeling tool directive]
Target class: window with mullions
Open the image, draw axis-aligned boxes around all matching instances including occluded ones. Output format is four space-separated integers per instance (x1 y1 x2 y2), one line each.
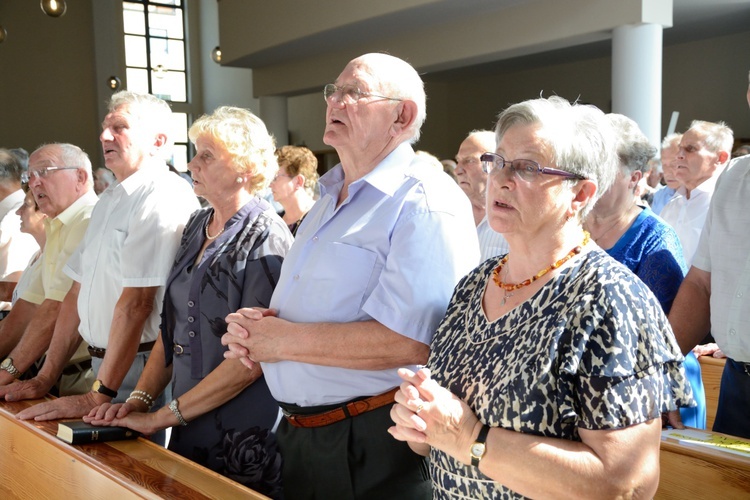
123 0 190 171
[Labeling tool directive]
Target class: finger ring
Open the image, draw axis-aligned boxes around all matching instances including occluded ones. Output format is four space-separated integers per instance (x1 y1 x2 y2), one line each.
415 404 423 414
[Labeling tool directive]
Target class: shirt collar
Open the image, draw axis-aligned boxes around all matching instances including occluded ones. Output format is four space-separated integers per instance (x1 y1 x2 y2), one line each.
54 189 99 226
677 171 721 198
111 158 170 195
319 142 415 200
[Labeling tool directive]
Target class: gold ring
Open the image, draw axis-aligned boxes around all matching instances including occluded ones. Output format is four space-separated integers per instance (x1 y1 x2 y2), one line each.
415 404 424 414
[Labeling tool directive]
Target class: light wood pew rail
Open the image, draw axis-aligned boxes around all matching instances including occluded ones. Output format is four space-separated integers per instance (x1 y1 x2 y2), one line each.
0 398 269 499
657 428 750 499
698 355 725 430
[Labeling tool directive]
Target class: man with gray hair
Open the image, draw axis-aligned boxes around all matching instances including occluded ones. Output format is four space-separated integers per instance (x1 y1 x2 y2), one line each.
650 133 683 216
455 130 509 261
0 143 98 393
8 92 199 437
222 53 479 498
0 149 39 315
660 120 733 265
669 70 750 438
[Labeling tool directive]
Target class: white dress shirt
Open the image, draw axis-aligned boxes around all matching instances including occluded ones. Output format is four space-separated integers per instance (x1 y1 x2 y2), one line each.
65 162 199 349
660 174 720 266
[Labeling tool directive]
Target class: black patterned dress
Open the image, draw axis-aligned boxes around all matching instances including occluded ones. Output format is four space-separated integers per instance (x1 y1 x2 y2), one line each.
428 248 692 499
161 197 293 498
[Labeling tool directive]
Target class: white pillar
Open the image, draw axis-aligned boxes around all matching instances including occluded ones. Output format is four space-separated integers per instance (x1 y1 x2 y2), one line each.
259 96 289 147
612 23 663 148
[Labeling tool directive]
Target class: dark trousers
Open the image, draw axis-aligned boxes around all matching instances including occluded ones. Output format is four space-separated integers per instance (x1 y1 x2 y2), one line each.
712 358 750 439
276 403 431 500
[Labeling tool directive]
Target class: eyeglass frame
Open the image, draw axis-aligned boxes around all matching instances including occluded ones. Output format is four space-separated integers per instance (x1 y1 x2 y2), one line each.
479 153 586 182
21 166 80 184
323 83 403 104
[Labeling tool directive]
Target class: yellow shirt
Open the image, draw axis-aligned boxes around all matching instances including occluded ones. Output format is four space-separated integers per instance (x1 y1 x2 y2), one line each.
20 191 98 304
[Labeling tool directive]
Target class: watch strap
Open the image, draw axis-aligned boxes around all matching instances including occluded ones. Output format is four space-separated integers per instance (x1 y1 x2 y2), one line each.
471 423 491 467
93 380 118 398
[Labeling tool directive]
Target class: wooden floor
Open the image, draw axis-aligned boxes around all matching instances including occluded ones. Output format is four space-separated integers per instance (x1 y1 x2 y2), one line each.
0 398 268 499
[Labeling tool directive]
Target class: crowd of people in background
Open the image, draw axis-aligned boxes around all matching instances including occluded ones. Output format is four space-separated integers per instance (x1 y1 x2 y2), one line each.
0 55 748 499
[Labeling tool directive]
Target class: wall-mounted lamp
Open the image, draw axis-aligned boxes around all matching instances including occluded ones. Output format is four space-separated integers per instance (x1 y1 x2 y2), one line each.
211 46 222 64
108 76 122 91
0 26 7 44
41 0 67 17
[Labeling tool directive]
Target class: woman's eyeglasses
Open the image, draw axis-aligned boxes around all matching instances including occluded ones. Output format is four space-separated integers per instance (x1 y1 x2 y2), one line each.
480 153 586 182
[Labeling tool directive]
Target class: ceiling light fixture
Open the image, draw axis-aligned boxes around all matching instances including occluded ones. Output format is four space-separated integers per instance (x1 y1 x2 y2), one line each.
41 0 67 18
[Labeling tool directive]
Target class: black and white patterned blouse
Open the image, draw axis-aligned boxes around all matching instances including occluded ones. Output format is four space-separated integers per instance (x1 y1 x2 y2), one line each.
428 248 692 499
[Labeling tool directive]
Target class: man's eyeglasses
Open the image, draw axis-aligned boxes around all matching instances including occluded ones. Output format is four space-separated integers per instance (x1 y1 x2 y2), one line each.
21 166 79 183
323 84 403 105
480 153 586 182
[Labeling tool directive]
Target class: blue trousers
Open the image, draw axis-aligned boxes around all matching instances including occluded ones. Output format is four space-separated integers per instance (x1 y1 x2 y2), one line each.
712 358 750 439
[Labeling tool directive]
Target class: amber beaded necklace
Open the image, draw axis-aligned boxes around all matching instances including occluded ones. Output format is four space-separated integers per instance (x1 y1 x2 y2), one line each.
492 231 590 297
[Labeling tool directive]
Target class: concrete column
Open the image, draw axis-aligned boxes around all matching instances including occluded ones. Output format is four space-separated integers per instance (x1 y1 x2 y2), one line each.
612 23 663 148
259 96 289 146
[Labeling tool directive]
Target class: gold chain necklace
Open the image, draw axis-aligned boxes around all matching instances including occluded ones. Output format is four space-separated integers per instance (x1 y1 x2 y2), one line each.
492 231 590 295
204 212 225 241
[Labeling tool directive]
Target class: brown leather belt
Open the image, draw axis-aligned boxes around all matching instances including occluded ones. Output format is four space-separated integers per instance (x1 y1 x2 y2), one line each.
283 388 398 428
87 341 156 359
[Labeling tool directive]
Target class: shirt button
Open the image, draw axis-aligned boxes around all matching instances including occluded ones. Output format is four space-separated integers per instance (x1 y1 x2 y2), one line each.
293 274 300 280
729 328 737 336
188 331 195 337
188 316 195 323
313 236 319 242
737 292 744 298
188 300 195 307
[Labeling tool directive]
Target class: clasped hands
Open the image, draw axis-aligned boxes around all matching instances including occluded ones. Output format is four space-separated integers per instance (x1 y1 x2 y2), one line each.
221 307 284 368
389 367 479 464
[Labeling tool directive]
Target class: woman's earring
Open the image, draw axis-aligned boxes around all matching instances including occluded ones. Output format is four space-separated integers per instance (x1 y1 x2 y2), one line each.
236 177 243 184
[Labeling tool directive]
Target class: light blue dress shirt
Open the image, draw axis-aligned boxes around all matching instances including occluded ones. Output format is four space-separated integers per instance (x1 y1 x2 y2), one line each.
263 143 480 406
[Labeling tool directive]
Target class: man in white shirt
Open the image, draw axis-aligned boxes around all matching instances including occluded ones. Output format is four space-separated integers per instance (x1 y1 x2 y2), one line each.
660 121 733 265
455 130 509 262
0 149 39 313
670 71 750 438
650 133 682 216
9 92 199 431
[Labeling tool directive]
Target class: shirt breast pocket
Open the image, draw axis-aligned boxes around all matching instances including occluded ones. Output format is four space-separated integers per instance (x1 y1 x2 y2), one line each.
306 242 378 321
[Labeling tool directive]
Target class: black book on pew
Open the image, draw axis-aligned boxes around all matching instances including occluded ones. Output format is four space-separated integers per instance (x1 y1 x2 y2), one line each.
56 420 140 445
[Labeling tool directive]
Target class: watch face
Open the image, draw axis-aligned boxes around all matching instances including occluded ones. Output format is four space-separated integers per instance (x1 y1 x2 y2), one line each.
0 359 9 369
93 380 101 391
471 443 486 458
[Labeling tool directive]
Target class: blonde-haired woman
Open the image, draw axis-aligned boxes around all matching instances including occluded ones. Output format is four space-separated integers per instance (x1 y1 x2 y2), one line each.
86 106 292 498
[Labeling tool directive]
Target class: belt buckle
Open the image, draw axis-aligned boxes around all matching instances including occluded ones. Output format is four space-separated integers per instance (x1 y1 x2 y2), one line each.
173 344 184 355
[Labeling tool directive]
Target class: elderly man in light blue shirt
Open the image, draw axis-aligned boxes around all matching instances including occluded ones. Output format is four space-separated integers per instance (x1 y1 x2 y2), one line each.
223 53 479 499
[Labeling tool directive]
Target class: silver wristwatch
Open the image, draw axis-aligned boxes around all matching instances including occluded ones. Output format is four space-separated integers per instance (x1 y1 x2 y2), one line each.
0 357 21 378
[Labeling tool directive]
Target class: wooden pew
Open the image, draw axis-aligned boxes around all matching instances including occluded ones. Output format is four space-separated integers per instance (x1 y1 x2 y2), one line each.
698 355 725 430
657 428 750 499
0 398 268 499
